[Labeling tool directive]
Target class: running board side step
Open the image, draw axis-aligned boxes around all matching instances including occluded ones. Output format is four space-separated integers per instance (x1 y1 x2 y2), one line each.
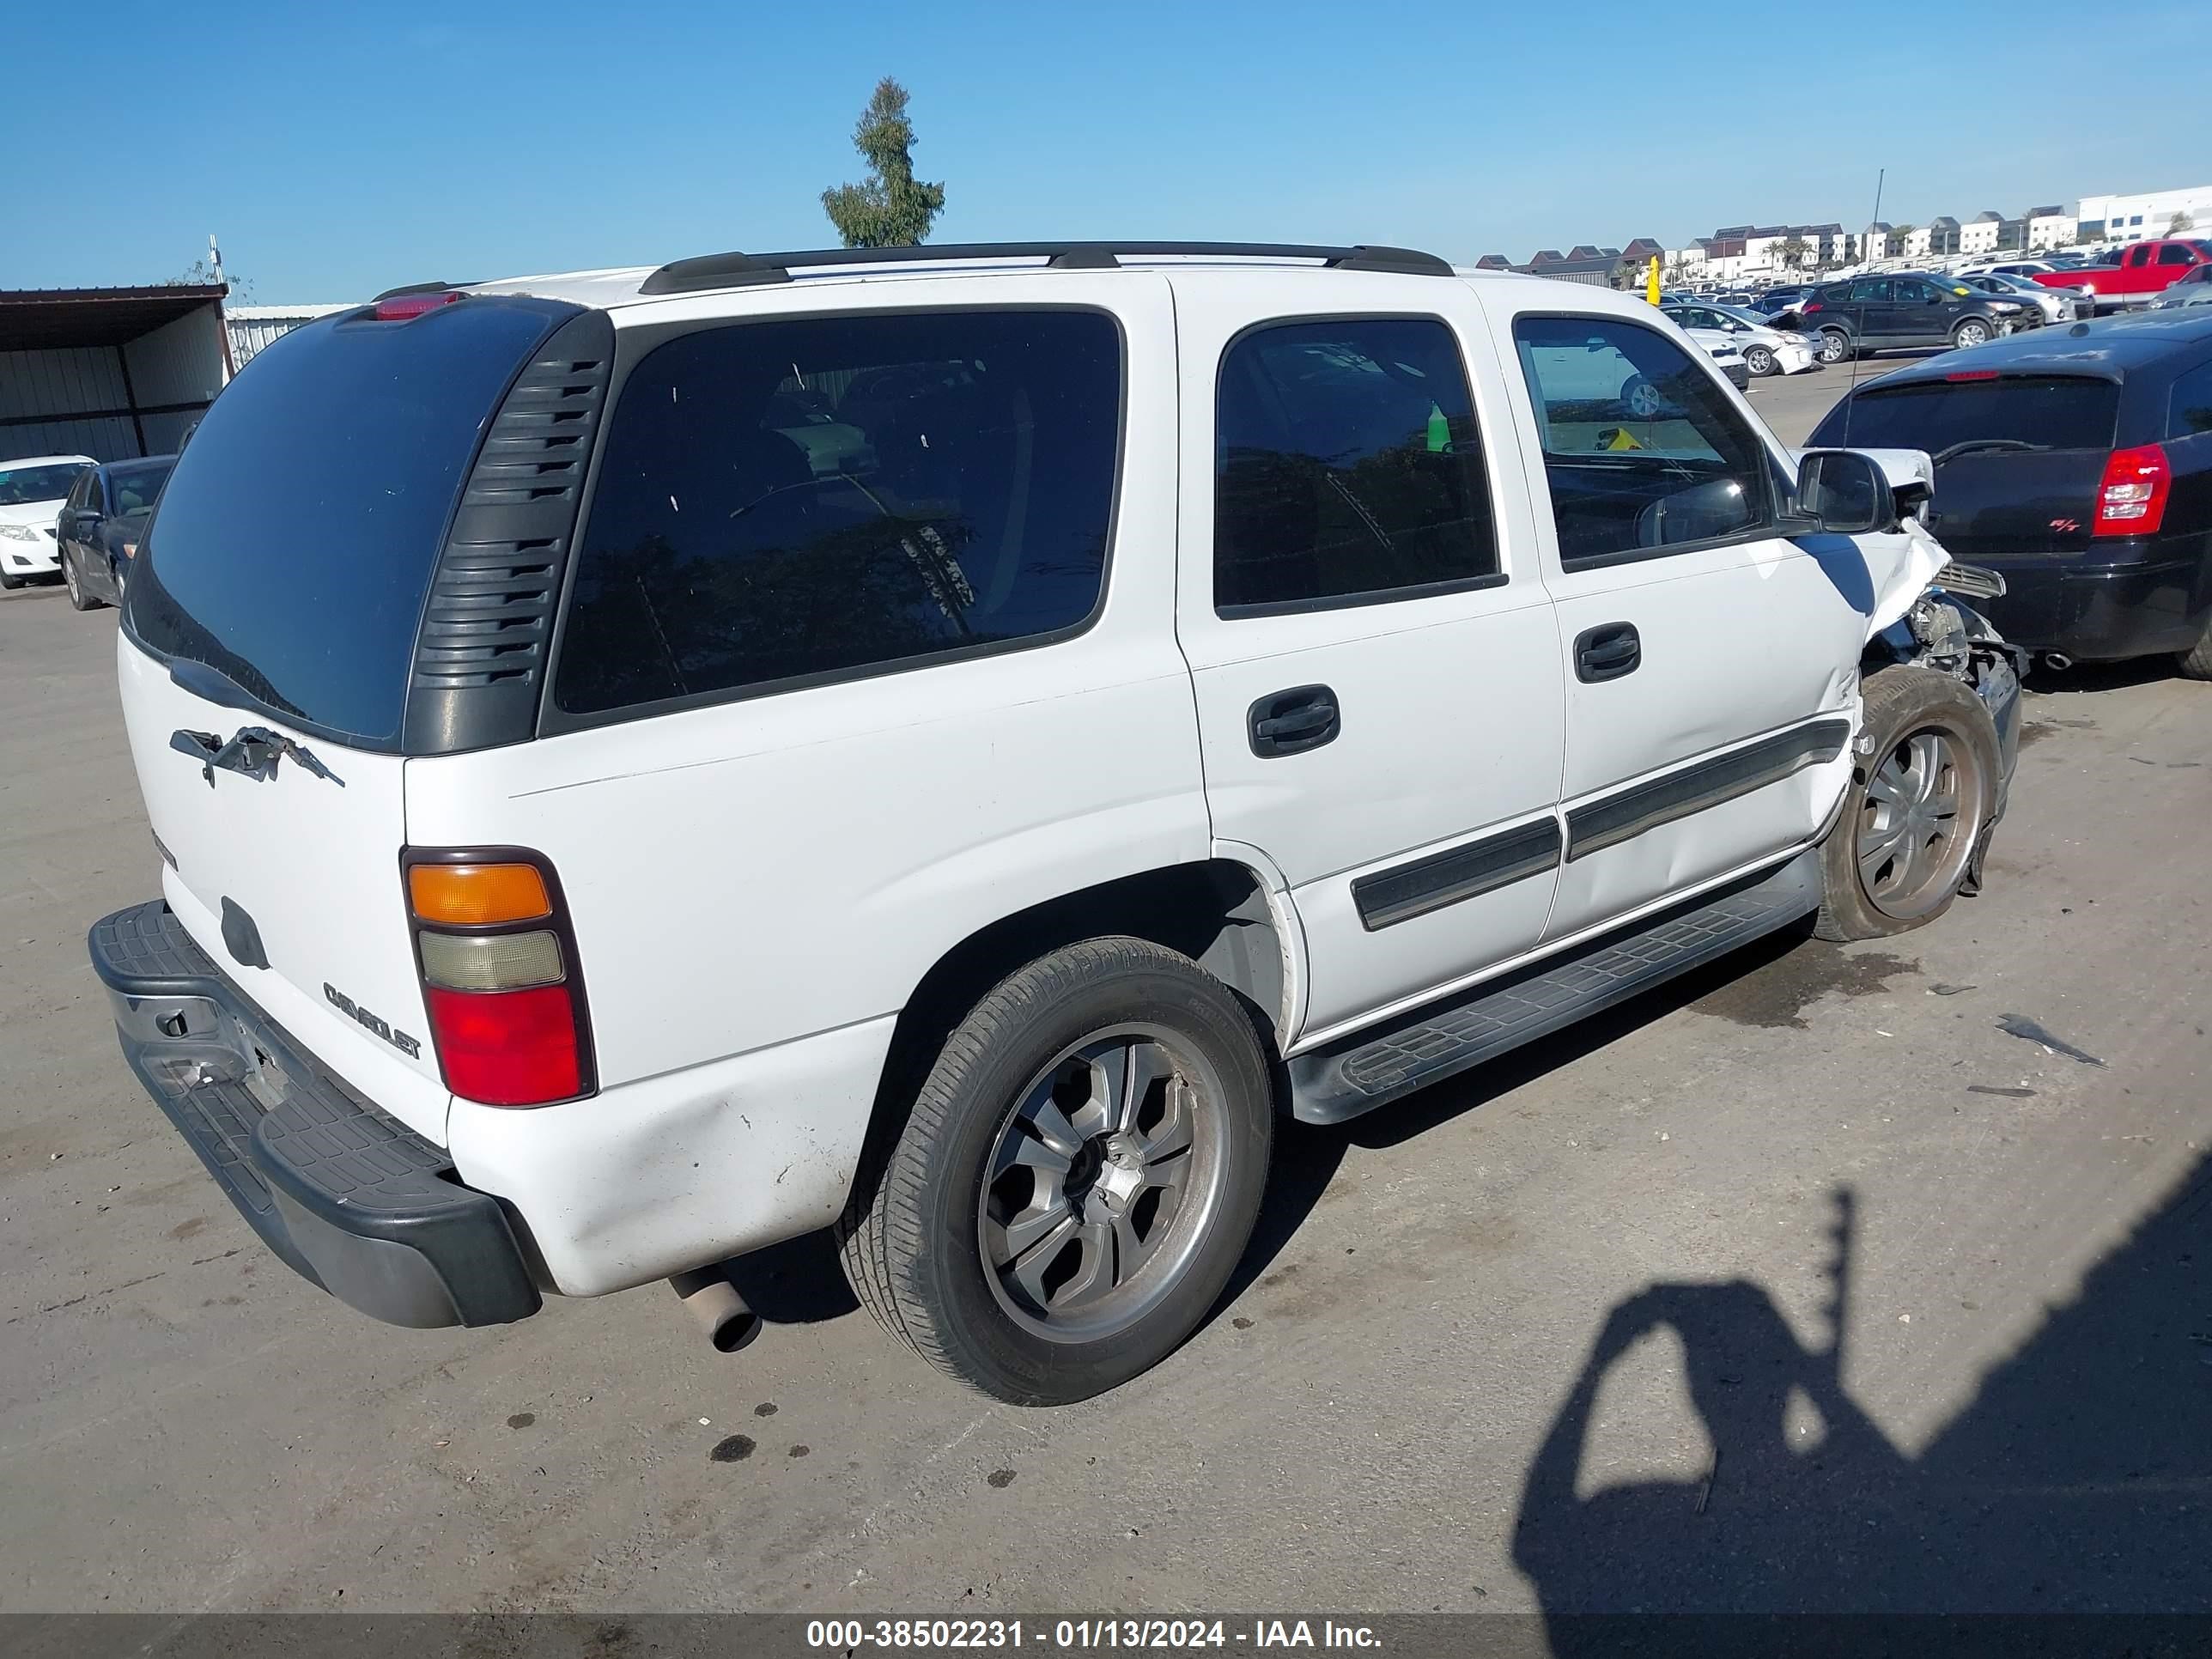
1287 850 1822 1125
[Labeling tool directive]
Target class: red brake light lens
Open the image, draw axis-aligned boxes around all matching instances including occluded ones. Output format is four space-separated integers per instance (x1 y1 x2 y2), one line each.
374 291 463 321
2094 444 2171 537
1802 301 1824 313
423 986 581 1106
404 849 593 1107
1945 370 2001 382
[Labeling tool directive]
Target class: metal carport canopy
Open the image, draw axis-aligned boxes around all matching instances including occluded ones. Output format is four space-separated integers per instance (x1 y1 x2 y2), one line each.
0 286 226 351
0 285 231 461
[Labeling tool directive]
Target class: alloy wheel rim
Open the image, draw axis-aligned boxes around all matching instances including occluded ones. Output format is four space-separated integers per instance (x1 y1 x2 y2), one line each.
1747 346 1774 374
1821 332 1847 362
64 555 80 604
1960 321 1989 346
978 1026 1229 1343
1855 726 1984 919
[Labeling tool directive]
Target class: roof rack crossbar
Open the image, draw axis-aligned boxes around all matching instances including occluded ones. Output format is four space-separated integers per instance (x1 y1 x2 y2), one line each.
636 241 1454 296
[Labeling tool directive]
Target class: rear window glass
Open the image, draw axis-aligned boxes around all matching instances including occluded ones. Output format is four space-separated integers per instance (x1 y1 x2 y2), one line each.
1213 316 1498 614
125 300 561 742
554 309 1121 718
1809 376 2122 453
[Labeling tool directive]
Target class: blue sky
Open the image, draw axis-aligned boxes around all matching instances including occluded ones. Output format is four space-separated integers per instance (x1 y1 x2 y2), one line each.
11 1 2206 303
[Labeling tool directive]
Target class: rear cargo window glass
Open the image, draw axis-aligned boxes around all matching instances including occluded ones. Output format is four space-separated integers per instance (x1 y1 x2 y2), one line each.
1512 314 1770 564
125 301 561 743
1212 317 1498 614
2172 361 2212 439
554 309 1120 717
1808 376 2122 453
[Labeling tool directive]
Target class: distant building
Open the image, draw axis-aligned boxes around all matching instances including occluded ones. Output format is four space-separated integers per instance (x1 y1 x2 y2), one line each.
2077 182 2212 242
2024 206 2073 250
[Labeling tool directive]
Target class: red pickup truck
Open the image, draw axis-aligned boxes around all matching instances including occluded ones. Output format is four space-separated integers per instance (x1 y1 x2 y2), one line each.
2034 239 2212 312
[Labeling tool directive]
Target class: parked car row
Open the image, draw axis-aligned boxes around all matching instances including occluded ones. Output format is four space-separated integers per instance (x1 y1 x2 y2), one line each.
1777 273 2041 364
0 453 177 604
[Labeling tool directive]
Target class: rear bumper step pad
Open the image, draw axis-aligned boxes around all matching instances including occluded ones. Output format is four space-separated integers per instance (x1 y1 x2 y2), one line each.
88 901 539 1328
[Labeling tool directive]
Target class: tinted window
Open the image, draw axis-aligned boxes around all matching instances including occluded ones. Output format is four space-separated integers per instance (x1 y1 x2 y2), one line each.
0 463 86 506
2171 361 2212 440
108 459 174 518
1513 315 1769 565
2159 244 2197 265
556 309 1120 717
1213 317 1498 614
1810 375 2122 453
1848 279 1893 303
126 300 562 742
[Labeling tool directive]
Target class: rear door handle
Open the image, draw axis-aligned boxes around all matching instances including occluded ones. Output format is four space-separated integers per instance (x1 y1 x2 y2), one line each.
1248 684 1340 757
1575 623 1641 683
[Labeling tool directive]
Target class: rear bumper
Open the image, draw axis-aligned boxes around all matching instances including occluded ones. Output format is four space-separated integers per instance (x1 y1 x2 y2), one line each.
1971 549 2209 659
88 901 541 1329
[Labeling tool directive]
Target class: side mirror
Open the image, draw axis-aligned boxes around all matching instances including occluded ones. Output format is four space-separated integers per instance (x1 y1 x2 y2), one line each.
1795 449 1891 534
73 507 101 531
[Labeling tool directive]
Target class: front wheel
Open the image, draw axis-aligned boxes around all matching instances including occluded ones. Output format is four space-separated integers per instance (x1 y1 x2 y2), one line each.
841 937 1274 1404
1952 318 1993 349
64 549 100 611
1817 328 1852 365
1744 344 1778 377
1816 666 2002 942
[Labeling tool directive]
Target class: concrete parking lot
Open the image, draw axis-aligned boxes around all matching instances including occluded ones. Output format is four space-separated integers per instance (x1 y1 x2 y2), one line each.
4 359 2209 1619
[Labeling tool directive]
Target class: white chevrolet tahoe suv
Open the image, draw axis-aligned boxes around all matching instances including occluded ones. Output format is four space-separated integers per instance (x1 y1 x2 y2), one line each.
90 243 2022 1404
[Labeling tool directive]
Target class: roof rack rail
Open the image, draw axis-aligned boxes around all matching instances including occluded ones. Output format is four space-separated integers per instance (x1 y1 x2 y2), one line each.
637 241 1454 296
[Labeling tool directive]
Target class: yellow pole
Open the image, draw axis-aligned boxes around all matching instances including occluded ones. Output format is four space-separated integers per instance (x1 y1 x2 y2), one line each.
1645 255 1662 305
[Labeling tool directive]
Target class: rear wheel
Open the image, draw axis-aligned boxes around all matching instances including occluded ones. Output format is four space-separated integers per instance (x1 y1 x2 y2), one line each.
841 937 1274 1404
1817 328 1851 365
1744 344 1778 377
1952 318 1993 349
2179 619 2212 681
1816 667 2001 942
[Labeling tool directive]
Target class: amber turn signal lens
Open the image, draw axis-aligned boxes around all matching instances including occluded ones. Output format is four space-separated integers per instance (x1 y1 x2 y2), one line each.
408 862 551 927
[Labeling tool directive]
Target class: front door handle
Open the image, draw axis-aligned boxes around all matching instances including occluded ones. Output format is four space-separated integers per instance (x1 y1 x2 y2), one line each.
1575 623 1641 683
1248 684 1340 757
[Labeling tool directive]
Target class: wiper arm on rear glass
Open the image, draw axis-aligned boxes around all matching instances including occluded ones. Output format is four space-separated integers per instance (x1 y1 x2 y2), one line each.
170 726 343 788
1931 438 2052 464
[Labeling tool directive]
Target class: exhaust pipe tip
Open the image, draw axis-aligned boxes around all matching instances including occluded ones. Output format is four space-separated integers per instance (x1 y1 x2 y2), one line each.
2044 653 2074 672
669 1267 762 1354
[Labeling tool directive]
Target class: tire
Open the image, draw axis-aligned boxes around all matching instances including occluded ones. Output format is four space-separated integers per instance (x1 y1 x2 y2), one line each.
1817 328 1852 366
2179 619 2212 681
1744 344 1778 377
63 549 100 611
840 937 1275 1405
1816 666 2002 942
1952 318 1993 349
0 570 21 591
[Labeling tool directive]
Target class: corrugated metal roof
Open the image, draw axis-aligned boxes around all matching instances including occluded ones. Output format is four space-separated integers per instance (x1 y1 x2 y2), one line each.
0 286 227 351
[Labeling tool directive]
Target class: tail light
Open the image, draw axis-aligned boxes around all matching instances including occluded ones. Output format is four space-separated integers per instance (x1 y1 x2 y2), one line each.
374 291 463 321
404 849 594 1106
2094 444 2171 537
1802 301 1825 313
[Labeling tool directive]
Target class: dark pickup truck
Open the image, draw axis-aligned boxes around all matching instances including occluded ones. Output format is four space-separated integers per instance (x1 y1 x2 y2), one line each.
1808 312 2212 674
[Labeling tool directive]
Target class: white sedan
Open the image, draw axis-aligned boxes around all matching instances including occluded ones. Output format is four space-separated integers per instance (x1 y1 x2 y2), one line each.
0 454 93 589
1662 301 1821 376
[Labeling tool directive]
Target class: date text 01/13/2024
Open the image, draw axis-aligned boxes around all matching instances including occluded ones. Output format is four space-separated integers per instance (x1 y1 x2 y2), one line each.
804 1620 1383 1650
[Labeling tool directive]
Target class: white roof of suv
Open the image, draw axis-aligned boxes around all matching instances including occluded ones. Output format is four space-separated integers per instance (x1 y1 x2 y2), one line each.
453 242 1626 315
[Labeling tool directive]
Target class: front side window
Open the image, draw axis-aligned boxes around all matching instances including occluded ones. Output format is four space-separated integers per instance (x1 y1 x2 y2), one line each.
1212 316 1498 614
1512 315 1771 566
556 309 1121 718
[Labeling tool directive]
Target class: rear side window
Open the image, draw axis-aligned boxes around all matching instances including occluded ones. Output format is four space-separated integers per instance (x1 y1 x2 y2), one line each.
2159 244 2197 265
1212 316 1498 615
1512 314 1770 565
554 309 1120 718
1810 376 2123 453
2172 361 2212 440
125 299 564 743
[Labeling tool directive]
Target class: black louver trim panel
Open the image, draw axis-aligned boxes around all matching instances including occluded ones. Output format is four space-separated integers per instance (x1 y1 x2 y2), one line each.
402 308 613 753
